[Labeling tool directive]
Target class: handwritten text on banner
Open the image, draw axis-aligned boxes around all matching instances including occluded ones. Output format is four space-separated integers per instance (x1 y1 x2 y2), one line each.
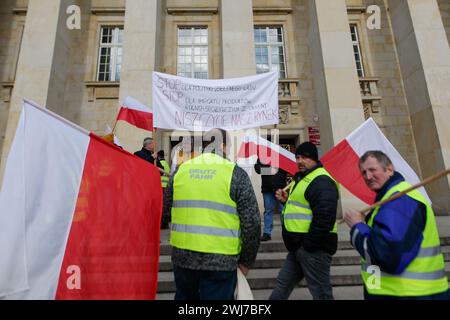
152 72 279 131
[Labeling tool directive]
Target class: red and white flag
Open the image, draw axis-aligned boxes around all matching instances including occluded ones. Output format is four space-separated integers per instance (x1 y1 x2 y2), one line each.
0 100 162 300
117 96 154 131
321 118 430 205
238 135 297 176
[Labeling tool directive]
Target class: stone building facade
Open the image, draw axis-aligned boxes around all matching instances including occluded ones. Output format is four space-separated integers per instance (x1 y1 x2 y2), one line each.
1 0 450 213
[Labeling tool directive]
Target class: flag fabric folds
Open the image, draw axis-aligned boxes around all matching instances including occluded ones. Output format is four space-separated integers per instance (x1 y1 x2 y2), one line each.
238 135 298 176
117 96 154 132
321 118 430 205
0 100 162 300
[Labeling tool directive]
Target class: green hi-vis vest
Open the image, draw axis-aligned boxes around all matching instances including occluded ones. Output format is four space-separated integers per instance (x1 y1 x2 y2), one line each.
170 152 241 255
160 160 170 188
362 181 449 297
282 167 338 233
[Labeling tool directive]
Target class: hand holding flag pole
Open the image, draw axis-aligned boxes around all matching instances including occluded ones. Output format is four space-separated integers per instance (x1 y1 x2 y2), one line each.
283 181 294 193
338 167 450 225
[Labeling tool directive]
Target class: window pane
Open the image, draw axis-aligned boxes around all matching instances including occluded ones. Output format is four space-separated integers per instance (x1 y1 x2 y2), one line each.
177 27 208 79
98 27 123 82
268 28 278 43
117 28 124 44
254 26 287 78
350 25 365 77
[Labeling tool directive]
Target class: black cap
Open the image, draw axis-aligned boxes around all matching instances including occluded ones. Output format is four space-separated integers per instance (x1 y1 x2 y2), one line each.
157 150 165 158
295 142 319 162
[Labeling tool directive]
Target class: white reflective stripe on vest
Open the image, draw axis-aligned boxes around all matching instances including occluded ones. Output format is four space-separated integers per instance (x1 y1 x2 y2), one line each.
286 200 311 210
173 200 238 216
362 264 447 280
417 245 442 258
172 224 240 238
283 213 312 221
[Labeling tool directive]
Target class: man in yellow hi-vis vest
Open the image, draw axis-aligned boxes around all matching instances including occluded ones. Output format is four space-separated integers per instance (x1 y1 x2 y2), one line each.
157 150 170 189
271 142 339 300
344 151 449 300
162 129 261 300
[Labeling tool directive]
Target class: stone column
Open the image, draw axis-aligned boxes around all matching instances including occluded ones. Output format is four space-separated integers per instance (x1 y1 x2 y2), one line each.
308 0 366 211
389 0 450 214
0 0 75 181
116 0 162 153
220 0 264 211
220 0 256 78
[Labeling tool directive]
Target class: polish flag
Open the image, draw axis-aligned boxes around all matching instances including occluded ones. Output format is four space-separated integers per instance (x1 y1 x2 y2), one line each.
0 100 162 300
238 135 298 175
117 96 154 131
321 118 430 205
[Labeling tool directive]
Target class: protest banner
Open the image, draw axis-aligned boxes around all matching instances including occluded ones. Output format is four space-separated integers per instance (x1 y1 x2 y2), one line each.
153 71 279 131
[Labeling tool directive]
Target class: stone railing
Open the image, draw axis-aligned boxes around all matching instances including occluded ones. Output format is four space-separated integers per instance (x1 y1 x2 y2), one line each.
278 78 300 100
278 78 300 124
359 77 381 119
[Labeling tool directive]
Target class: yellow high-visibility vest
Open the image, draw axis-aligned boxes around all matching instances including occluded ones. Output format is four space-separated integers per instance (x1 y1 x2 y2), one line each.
170 153 241 255
362 181 448 297
160 160 170 188
282 167 338 233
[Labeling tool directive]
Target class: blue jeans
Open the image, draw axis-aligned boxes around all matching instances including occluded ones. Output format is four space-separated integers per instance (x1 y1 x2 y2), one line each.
173 265 237 300
269 247 334 300
262 192 284 236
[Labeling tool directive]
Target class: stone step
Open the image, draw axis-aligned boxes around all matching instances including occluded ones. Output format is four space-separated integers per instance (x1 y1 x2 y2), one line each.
159 236 450 255
157 246 450 271
156 264 450 293
156 286 367 300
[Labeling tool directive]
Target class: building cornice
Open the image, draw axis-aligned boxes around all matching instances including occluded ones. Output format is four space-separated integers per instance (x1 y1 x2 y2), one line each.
167 7 218 15
91 7 125 15
253 7 293 15
347 6 367 14
12 7 27 15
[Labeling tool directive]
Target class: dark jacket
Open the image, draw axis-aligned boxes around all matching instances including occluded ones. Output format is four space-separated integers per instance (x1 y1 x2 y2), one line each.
162 153 261 271
281 163 339 255
134 148 155 165
254 158 288 193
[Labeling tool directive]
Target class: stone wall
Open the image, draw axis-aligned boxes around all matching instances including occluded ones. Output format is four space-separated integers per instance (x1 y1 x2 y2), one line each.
0 1 26 156
438 0 450 43
0 0 440 175
359 0 421 173
62 0 123 136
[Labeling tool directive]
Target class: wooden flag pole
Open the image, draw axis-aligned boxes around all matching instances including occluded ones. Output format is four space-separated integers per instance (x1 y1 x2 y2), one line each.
283 181 294 193
337 167 450 225
111 118 119 135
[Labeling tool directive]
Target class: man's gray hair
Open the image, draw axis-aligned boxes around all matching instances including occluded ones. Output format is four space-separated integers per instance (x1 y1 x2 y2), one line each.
359 150 393 170
143 137 153 147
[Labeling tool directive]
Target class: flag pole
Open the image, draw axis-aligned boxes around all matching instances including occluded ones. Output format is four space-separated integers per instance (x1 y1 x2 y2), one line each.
111 118 119 134
283 181 294 193
337 167 450 225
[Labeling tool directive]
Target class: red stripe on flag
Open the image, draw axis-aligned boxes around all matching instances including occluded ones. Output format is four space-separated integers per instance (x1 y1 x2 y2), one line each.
117 107 154 132
321 139 375 205
238 141 298 176
55 134 162 300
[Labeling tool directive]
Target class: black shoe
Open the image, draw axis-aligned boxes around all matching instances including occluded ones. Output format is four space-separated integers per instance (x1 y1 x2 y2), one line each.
260 234 271 242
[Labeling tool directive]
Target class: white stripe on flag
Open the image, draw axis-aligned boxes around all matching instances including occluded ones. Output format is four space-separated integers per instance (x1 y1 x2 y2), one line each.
123 96 152 113
347 118 431 204
0 100 89 299
244 135 295 162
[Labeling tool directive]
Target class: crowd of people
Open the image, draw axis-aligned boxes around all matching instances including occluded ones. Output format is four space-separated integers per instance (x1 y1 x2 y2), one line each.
134 129 449 301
